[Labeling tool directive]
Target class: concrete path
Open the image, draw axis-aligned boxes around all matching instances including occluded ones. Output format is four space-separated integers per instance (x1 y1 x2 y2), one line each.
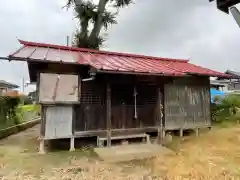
94 143 174 163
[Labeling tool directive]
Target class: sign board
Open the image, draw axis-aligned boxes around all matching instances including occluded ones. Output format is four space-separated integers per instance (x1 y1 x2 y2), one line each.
44 106 73 139
39 73 79 103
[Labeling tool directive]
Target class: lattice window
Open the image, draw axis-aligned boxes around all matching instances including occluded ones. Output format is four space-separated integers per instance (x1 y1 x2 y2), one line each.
80 81 105 105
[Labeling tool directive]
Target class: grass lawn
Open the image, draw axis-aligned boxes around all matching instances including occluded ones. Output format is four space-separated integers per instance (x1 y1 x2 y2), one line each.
1 123 240 179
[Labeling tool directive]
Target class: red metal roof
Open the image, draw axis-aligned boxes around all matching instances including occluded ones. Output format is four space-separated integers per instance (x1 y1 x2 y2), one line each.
8 40 229 77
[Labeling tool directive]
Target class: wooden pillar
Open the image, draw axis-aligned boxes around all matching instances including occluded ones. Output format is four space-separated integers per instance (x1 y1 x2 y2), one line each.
195 128 199 137
180 129 183 137
157 88 164 144
38 72 45 138
39 139 45 154
133 86 138 119
106 82 111 147
69 137 75 152
40 106 46 138
162 129 166 140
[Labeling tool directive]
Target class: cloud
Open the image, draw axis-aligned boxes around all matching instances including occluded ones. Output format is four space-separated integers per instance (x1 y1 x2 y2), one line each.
0 0 240 93
0 0 75 93
106 0 240 71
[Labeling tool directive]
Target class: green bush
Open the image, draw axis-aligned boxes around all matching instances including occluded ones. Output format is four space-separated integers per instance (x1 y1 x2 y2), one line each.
19 104 41 120
0 96 21 126
211 94 240 123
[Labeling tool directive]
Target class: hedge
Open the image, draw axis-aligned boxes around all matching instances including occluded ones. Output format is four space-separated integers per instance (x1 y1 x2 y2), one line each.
0 96 21 125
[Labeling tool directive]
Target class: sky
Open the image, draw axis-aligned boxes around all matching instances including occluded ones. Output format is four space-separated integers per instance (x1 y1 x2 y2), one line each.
0 0 240 93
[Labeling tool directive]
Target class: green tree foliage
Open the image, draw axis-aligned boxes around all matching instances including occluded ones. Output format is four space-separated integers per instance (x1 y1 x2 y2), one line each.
20 95 33 105
211 94 240 123
0 96 21 125
28 90 37 102
65 0 133 49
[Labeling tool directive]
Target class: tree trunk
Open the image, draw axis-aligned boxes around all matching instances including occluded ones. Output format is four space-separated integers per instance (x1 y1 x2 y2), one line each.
88 0 108 46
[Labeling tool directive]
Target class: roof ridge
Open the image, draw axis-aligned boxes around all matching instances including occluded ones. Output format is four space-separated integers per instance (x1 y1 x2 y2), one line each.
0 80 19 88
226 69 239 73
18 39 189 63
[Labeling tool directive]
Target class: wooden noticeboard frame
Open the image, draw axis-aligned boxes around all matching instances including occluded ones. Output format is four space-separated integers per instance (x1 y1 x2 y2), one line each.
39 73 80 104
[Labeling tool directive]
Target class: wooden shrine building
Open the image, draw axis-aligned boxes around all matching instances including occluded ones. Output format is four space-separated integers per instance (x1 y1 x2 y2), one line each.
6 40 229 153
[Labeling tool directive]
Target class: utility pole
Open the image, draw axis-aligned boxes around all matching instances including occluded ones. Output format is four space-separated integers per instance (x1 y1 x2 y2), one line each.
66 36 69 46
22 77 25 94
22 77 30 94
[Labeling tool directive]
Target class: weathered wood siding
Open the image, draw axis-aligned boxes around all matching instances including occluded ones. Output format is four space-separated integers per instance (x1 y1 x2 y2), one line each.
44 106 73 139
111 84 134 129
111 83 158 130
164 78 211 130
136 84 158 127
39 73 79 103
74 75 161 133
72 74 211 134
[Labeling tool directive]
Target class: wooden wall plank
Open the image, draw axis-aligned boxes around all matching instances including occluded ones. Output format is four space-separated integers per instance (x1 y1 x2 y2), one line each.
164 77 211 130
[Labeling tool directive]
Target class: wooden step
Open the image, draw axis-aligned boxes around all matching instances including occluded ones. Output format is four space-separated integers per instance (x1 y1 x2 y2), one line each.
97 133 150 147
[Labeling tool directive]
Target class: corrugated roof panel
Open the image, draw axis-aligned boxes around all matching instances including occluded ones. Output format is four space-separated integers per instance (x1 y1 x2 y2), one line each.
12 46 35 58
96 54 134 72
77 52 106 69
30 47 49 60
111 56 147 72
8 40 230 78
124 57 156 73
76 52 91 64
162 61 225 77
57 49 77 63
46 48 63 62
135 57 181 75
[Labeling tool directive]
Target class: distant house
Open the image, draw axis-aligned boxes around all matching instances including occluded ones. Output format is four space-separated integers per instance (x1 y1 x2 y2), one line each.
216 70 240 91
0 80 19 96
210 80 228 91
210 80 225 90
